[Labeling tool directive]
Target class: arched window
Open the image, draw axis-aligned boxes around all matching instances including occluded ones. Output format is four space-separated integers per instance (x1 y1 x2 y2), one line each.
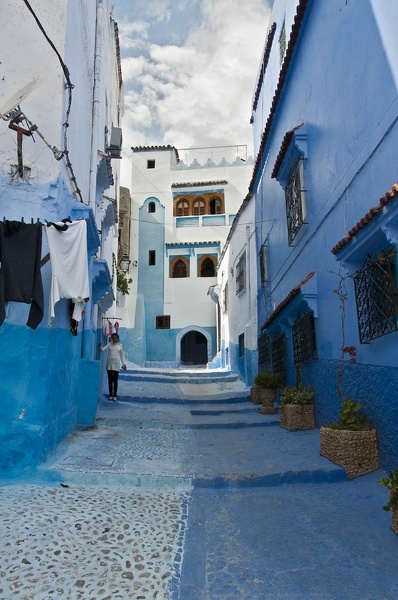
173 259 187 278
176 199 189 216
148 202 156 213
209 197 223 215
193 198 205 215
198 256 217 277
170 256 189 278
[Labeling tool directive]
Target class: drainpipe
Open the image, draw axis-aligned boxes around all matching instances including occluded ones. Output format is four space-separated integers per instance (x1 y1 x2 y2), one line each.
89 0 104 210
83 0 103 359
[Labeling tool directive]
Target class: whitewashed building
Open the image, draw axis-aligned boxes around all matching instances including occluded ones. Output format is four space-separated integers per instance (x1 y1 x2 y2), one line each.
217 192 258 385
0 0 123 474
117 145 253 367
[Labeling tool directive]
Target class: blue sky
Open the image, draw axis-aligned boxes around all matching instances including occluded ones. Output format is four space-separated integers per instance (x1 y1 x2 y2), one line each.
112 0 271 183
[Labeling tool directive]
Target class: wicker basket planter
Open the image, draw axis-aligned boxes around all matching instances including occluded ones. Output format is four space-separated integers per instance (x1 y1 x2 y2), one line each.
320 427 379 478
391 505 398 535
280 404 315 431
251 387 276 413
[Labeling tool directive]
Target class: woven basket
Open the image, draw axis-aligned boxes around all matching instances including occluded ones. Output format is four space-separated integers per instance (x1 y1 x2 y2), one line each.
391 504 398 535
280 404 315 431
320 427 379 478
251 386 276 406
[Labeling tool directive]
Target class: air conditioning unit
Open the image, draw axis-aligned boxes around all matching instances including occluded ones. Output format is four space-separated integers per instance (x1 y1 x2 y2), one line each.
106 126 122 159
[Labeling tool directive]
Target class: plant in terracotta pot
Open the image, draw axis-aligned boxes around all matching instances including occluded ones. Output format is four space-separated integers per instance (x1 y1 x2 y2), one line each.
320 272 379 478
378 469 398 535
280 385 315 431
251 370 284 414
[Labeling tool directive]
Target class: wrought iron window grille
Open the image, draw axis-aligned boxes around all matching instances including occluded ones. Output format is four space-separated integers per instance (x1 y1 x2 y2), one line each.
258 332 271 368
236 252 246 294
285 158 306 245
272 333 286 374
292 311 316 365
354 248 398 344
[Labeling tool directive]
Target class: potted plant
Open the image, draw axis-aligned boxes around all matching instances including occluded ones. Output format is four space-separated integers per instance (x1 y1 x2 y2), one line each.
378 470 398 534
280 385 315 431
251 370 284 414
320 272 379 478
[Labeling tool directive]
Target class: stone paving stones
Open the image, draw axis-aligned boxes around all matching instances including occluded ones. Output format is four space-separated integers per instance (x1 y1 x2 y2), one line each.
1 368 398 599
0 485 189 599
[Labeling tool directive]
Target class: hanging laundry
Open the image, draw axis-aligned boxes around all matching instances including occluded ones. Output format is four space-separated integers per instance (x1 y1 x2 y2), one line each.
114 321 119 334
45 219 89 323
108 318 113 340
0 220 44 329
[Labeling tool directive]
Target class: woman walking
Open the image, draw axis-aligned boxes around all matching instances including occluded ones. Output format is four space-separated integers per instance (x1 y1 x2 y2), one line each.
99 333 127 402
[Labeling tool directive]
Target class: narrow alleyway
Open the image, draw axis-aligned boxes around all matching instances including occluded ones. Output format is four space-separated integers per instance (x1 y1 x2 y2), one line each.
1 367 397 599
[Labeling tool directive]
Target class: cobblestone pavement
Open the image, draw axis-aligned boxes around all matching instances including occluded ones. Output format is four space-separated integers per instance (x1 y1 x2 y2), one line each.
0 485 189 599
1 368 398 599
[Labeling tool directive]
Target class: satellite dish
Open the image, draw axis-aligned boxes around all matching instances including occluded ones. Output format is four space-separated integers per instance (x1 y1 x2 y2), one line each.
0 78 39 119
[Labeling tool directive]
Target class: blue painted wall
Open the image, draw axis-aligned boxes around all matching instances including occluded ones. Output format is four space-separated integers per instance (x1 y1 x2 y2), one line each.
137 198 166 362
252 0 398 469
0 325 99 476
229 341 257 388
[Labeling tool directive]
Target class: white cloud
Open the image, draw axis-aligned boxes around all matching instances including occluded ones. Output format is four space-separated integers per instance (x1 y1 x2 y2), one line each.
118 0 271 185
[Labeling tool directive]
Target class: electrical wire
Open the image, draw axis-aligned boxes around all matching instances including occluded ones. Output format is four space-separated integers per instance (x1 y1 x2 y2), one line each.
22 0 84 203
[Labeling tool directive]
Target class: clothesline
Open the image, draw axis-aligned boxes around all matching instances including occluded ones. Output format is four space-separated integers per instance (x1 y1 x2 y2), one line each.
102 317 123 320
1 217 78 269
1 216 71 225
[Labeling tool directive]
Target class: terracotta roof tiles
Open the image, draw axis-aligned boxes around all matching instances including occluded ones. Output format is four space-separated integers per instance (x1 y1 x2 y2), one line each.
249 0 310 193
331 183 398 254
261 271 316 330
271 123 305 179
171 180 228 188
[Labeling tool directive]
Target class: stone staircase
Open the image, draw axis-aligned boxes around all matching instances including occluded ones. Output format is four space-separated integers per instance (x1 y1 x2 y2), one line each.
38 366 346 489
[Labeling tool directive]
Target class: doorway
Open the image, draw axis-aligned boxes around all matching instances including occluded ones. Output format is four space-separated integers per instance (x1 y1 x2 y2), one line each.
180 330 208 365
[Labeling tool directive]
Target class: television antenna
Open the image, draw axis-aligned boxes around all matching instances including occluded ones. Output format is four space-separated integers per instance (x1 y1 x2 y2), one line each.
0 79 65 177
0 78 39 120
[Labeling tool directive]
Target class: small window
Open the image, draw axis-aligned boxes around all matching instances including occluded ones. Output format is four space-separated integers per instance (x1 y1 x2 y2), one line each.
271 333 286 374
236 252 246 294
238 333 245 357
173 259 188 278
354 248 398 343
200 257 216 277
148 202 156 213
258 332 271 368
156 315 170 329
193 198 206 215
149 250 156 266
285 158 306 245
147 160 155 169
209 197 223 215
292 312 316 365
176 199 189 216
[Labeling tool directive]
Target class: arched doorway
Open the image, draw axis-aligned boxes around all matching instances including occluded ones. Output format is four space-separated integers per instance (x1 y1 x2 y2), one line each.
180 331 208 365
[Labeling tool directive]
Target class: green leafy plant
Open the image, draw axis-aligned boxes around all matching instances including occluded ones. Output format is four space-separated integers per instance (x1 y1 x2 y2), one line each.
117 266 133 295
327 398 372 431
254 370 284 390
325 270 372 431
280 385 314 406
378 469 398 511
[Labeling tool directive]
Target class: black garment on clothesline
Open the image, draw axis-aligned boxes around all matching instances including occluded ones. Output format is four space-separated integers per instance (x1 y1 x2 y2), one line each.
0 220 44 329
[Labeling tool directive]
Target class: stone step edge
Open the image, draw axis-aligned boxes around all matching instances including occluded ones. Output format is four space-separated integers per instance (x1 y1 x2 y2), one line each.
35 467 346 489
116 395 251 405
93 419 280 430
120 375 241 384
